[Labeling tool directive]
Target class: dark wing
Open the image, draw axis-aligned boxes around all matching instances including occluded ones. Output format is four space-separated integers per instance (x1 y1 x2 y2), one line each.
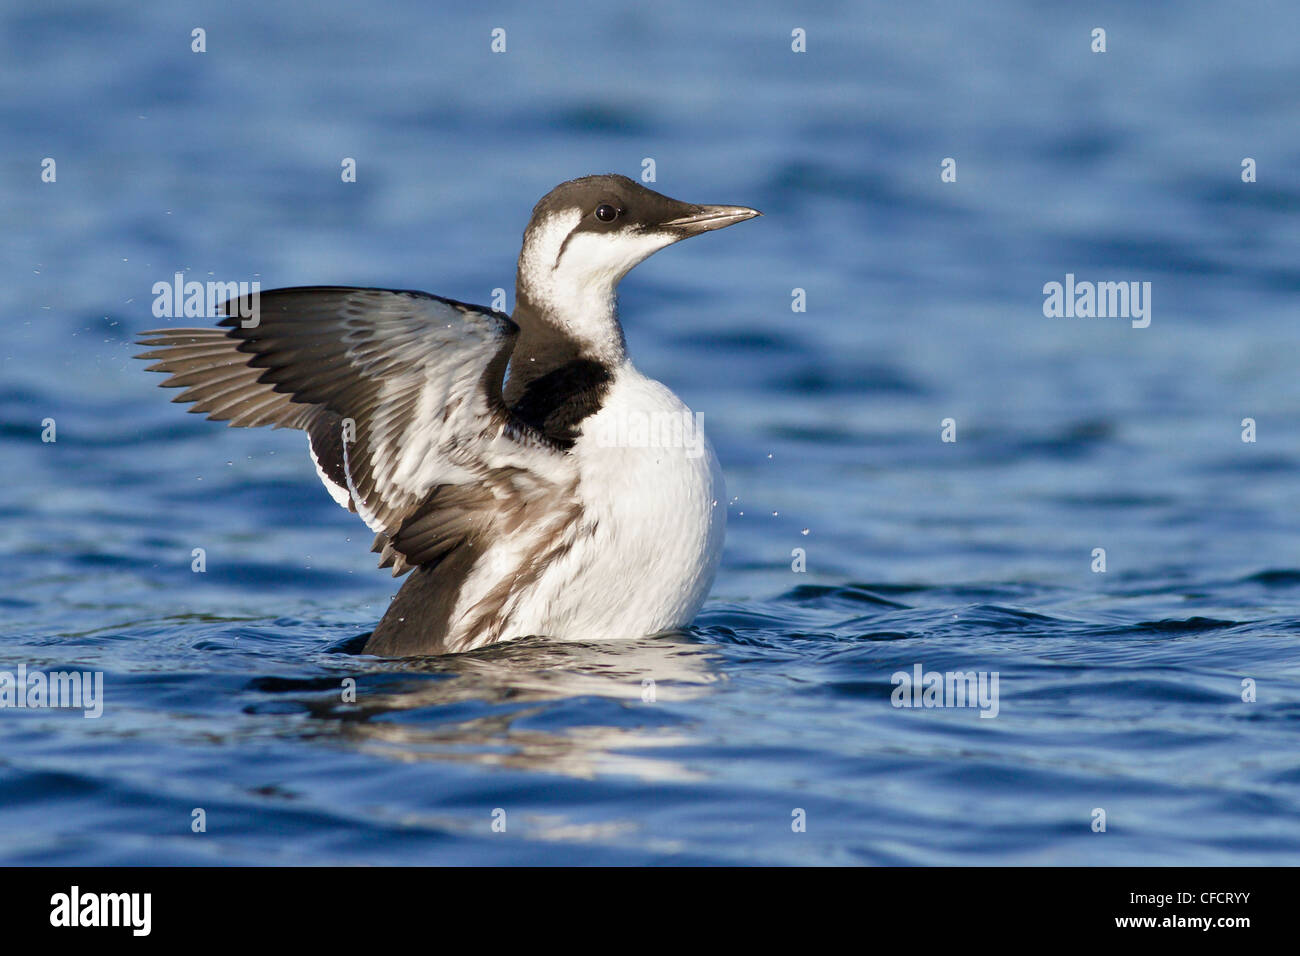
137 286 574 575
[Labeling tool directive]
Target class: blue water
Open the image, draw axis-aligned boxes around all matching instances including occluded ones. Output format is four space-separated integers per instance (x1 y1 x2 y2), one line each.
3 0 1300 864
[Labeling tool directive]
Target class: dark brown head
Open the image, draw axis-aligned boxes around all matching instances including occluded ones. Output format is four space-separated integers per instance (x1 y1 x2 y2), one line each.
507 174 760 389
516 175 759 348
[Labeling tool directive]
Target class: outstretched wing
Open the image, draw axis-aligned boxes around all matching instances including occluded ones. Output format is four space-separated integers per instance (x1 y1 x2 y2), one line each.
137 286 573 576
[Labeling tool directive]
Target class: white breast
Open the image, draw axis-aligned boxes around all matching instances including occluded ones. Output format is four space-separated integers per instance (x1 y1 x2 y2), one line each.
470 363 726 646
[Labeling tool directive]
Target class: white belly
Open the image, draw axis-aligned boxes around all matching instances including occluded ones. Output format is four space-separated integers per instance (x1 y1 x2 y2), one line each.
490 364 726 644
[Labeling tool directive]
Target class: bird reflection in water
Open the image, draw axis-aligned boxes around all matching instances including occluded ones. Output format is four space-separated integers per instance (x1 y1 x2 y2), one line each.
274 632 723 783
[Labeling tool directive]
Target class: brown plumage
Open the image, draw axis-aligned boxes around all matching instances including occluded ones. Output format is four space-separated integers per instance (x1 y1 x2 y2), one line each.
138 286 588 655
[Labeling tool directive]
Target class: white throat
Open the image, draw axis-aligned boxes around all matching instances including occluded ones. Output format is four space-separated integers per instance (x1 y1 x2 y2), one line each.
517 210 677 363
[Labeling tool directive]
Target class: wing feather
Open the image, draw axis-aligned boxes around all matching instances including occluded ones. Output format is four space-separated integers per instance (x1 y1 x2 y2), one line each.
137 286 573 573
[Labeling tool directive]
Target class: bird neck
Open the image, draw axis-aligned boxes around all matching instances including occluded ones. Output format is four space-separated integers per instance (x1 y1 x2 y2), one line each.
506 273 626 404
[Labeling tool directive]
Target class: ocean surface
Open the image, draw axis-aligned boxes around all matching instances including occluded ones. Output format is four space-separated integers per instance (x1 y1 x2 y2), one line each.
2 0 1299 865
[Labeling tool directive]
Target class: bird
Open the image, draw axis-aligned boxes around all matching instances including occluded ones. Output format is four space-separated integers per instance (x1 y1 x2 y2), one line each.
137 174 760 656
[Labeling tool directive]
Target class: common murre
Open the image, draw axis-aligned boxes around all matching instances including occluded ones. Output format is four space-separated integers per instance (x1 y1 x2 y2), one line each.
137 174 760 656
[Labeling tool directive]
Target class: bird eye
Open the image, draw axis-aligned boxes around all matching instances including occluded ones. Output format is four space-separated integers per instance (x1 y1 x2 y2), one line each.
595 203 619 222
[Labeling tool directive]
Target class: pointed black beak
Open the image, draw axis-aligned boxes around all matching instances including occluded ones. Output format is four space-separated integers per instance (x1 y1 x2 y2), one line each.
661 204 762 237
